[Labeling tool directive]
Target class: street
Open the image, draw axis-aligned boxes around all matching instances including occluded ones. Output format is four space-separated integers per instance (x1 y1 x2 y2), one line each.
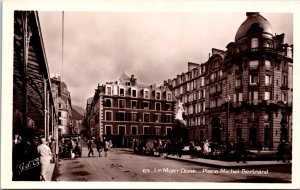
53 148 291 182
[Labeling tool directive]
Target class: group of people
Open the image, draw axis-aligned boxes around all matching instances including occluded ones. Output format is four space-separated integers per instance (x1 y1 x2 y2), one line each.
87 138 112 157
188 138 247 163
12 132 55 181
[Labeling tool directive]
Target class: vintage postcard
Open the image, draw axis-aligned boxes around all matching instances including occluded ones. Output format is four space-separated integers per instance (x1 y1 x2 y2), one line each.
1 0 299 189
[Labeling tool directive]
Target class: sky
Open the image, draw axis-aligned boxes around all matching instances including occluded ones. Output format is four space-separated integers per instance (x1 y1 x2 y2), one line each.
38 12 293 109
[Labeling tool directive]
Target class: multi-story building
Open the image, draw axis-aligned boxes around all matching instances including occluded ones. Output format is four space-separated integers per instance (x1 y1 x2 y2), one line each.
166 12 293 149
51 75 73 137
84 73 176 147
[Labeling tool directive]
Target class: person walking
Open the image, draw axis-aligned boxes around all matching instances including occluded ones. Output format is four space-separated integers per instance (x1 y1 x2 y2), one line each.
37 137 52 181
87 139 94 157
236 138 247 163
203 140 210 156
104 139 110 157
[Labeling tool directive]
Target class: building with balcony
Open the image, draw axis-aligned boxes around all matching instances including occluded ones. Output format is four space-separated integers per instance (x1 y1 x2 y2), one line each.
84 73 176 147
165 12 293 149
51 75 73 137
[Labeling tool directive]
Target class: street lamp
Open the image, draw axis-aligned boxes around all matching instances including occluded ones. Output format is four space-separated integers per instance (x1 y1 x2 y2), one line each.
225 95 230 143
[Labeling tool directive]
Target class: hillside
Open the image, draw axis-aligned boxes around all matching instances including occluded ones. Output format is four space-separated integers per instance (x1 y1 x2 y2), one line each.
72 105 84 120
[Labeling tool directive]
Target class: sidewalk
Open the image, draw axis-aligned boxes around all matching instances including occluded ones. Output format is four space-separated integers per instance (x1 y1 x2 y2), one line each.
45 162 56 181
122 148 291 168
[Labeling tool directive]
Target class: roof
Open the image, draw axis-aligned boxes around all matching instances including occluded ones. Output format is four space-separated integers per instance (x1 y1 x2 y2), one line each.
235 12 273 42
13 11 56 128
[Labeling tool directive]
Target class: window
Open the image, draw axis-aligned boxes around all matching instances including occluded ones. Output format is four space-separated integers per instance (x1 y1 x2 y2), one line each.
265 60 271 70
132 89 137 98
58 119 62 125
144 90 150 99
155 102 161 111
282 93 287 102
106 86 112 95
105 111 112 121
119 88 125 96
131 100 137 109
143 126 150 135
117 111 125 121
249 60 259 70
165 114 172 123
167 92 172 101
249 91 258 100
143 101 149 110
131 126 138 135
249 111 258 121
154 114 161 122
282 76 287 86
118 126 126 135
166 127 172 135
105 125 112 135
235 78 242 88
200 77 205 86
249 74 258 85
156 91 161 100
251 38 258 48
265 75 272 86
265 91 271 100
143 113 150 122
131 112 138 121
104 98 112 107
165 103 172 111
119 99 125 108
58 112 61 117
155 126 161 135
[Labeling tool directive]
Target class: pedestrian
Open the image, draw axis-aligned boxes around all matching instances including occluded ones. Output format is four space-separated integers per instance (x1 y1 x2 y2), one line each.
104 139 110 157
277 140 285 162
96 138 103 157
87 139 94 157
283 141 291 163
189 141 196 159
37 137 52 181
236 138 247 163
203 140 210 156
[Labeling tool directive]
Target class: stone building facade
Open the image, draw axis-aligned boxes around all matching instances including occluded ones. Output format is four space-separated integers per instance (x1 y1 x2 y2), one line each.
165 13 293 149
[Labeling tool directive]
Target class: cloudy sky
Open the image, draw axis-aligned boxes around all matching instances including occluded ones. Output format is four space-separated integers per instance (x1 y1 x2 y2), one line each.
38 12 293 109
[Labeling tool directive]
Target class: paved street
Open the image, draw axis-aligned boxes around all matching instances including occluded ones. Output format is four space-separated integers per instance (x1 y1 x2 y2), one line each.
53 148 291 182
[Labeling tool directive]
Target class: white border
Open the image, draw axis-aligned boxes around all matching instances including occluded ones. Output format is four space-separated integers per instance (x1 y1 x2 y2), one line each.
2 0 300 189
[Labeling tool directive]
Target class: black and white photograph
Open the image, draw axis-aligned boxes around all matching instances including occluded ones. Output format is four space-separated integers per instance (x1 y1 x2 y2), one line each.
1 0 300 189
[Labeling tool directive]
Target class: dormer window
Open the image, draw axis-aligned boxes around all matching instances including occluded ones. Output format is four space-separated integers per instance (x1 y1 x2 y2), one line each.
156 91 161 100
167 92 172 101
119 87 125 96
251 38 258 48
106 86 112 95
132 88 137 98
144 89 150 99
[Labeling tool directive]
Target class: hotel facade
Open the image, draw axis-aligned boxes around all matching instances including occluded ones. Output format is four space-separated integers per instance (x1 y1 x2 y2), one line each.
165 13 293 149
84 73 176 147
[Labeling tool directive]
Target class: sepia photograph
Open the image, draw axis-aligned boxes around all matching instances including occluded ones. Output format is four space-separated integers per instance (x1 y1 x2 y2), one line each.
1 0 299 189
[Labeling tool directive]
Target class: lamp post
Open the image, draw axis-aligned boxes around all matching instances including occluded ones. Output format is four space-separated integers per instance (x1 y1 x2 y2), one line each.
225 95 230 143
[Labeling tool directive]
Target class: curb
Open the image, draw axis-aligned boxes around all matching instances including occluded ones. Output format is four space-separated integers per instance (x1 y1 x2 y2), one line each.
165 156 292 168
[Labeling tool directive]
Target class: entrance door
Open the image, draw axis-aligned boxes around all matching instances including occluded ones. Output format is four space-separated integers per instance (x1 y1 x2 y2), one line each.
212 128 221 142
211 116 222 142
249 128 257 147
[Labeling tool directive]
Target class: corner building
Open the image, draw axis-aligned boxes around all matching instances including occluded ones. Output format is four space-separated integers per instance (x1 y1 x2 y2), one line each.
85 73 176 147
166 13 293 149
